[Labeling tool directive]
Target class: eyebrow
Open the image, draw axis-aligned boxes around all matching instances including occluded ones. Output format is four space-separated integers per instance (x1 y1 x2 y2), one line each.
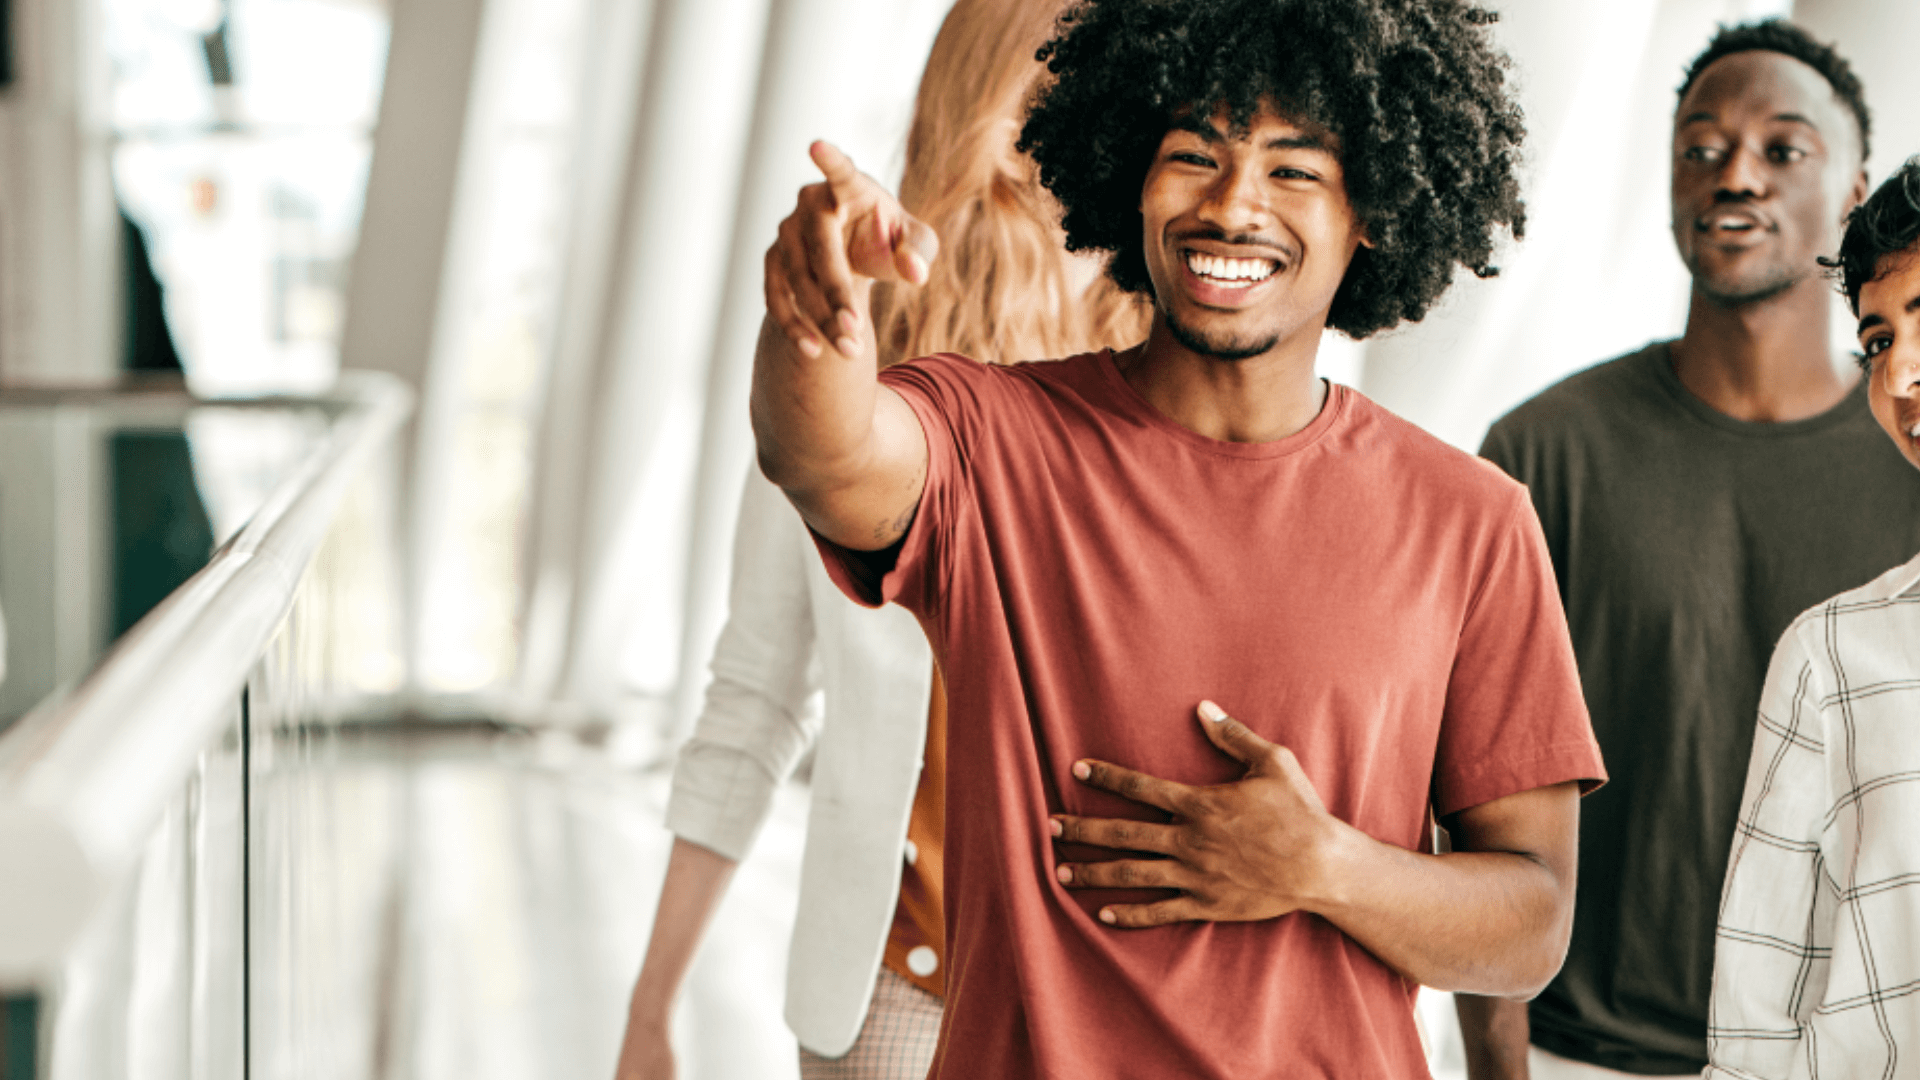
1677 110 1820 131
1169 113 1332 152
1856 293 1920 335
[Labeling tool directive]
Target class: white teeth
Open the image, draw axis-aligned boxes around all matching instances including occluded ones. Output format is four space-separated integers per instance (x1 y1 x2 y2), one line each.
1185 251 1277 285
1910 422 1920 438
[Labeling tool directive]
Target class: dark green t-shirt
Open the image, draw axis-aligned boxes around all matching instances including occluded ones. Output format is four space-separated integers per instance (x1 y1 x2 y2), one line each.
1480 341 1920 1074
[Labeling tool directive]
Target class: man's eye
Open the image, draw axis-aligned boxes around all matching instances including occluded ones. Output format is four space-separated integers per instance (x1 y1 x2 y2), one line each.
1767 145 1809 164
1681 145 1724 165
1270 168 1316 182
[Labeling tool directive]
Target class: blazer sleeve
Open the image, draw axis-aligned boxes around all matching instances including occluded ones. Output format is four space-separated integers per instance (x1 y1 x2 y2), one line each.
1706 622 1834 1080
665 468 826 861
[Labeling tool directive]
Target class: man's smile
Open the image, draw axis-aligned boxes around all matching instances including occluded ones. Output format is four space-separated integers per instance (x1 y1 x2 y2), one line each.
1184 251 1278 285
1693 205 1773 241
1172 235 1295 307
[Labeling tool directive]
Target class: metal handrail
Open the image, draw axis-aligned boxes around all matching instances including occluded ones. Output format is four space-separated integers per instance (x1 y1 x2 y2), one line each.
0 370 412 983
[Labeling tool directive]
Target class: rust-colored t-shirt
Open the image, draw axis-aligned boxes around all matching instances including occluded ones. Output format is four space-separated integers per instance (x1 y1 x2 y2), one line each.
814 352 1605 1080
881 663 947 997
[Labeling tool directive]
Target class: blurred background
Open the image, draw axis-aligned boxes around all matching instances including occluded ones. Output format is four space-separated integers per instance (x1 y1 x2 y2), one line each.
0 0 1915 1077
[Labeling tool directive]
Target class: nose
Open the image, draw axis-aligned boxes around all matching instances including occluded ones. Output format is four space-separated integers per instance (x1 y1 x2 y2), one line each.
1885 337 1920 400
1195 161 1268 234
1715 144 1769 201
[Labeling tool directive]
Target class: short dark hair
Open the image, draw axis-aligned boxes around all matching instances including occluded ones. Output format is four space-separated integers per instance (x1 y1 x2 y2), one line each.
1017 0 1526 339
1677 19 1871 163
1826 157 1920 315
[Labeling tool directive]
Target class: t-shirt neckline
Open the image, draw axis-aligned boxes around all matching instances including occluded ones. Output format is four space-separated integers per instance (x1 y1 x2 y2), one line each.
1644 339 1868 439
1093 348 1347 460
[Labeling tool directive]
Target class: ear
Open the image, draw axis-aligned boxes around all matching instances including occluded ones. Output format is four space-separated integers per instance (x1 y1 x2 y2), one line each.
1846 167 1870 221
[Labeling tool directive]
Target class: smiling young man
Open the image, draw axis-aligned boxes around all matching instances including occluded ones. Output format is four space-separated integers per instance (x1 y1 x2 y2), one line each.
752 0 1605 1076
1704 154 1920 1080
1461 22 1920 1080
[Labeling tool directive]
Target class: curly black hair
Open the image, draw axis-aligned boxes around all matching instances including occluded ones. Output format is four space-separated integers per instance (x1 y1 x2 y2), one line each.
1825 156 1920 316
1677 19 1870 163
1016 0 1526 339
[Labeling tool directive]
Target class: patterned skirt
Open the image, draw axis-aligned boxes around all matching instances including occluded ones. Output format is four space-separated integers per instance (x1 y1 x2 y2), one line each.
798 968 944 1080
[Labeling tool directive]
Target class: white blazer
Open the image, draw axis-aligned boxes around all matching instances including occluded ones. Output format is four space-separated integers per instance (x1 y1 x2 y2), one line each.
665 467 935 1057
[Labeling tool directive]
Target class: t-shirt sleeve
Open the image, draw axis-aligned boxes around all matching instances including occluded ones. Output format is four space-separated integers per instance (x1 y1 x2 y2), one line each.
808 353 989 615
1431 485 1607 818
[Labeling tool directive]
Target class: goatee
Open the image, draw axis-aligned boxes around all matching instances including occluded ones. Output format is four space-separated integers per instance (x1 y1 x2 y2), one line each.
1161 304 1279 361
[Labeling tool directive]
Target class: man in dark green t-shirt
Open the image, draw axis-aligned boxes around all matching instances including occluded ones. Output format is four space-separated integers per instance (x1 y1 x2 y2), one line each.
1457 20 1920 1080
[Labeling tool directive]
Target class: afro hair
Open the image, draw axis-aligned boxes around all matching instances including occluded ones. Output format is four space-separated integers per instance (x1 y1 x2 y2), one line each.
1678 19 1870 164
1017 0 1527 339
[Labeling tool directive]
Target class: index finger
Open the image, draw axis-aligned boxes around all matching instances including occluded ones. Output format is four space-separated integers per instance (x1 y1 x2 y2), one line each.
1071 760 1195 815
808 141 861 206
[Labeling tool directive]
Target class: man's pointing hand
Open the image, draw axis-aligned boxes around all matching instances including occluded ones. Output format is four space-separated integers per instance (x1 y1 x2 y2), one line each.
1050 700 1355 928
763 141 941 362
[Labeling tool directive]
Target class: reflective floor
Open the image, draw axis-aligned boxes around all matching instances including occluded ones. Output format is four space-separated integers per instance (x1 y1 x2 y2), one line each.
259 722 809 1080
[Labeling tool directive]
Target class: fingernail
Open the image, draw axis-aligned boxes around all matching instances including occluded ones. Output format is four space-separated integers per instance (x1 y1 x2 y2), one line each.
1056 865 1073 884
1072 761 1091 781
837 310 859 336
1099 908 1117 924
798 337 822 359
835 337 859 356
1198 700 1227 723
1049 818 1063 837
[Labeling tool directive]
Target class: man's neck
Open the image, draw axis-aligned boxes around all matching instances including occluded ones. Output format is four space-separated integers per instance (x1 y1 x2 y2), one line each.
1116 318 1327 443
1669 277 1858 423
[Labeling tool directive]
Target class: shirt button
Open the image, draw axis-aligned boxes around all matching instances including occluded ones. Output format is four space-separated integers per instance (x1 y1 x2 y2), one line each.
904 839 918 867
907 946 939 977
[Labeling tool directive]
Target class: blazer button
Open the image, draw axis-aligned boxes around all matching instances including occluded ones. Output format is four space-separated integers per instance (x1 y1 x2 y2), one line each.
907 946 939 977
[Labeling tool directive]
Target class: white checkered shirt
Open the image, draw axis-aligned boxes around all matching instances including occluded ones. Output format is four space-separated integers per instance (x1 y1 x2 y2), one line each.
1707 550 1920 1080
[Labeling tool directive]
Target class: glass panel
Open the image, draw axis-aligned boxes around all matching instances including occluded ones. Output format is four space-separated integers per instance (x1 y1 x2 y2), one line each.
43 701 243 1080
24 403 403 1077
0 395 333 730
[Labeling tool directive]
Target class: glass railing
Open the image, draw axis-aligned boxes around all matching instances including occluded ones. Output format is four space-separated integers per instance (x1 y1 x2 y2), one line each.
0 372 410 1080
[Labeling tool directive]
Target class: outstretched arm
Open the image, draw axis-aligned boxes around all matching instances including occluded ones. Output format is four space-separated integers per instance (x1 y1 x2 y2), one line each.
753 142 940 552
1052 702 1579 998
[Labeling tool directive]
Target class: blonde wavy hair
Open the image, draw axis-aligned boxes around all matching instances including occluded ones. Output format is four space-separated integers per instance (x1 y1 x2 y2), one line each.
873 0 1149 367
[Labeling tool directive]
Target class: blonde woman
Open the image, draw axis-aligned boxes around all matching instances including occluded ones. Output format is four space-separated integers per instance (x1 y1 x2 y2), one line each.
611 0 1146 1077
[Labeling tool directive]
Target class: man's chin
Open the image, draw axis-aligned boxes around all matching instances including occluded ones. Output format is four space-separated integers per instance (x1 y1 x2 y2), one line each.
1163 310 1280 362
1689 262 1802 309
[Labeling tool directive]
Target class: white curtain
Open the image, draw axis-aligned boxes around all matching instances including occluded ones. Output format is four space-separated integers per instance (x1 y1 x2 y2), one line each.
509 0 952 756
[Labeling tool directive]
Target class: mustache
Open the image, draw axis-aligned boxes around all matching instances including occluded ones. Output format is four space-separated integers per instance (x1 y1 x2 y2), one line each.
1174 227 1298 263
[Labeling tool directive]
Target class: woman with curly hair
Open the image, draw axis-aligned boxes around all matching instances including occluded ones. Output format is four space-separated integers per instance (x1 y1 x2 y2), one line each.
752 0 1606 1076
611 1 1146 1078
